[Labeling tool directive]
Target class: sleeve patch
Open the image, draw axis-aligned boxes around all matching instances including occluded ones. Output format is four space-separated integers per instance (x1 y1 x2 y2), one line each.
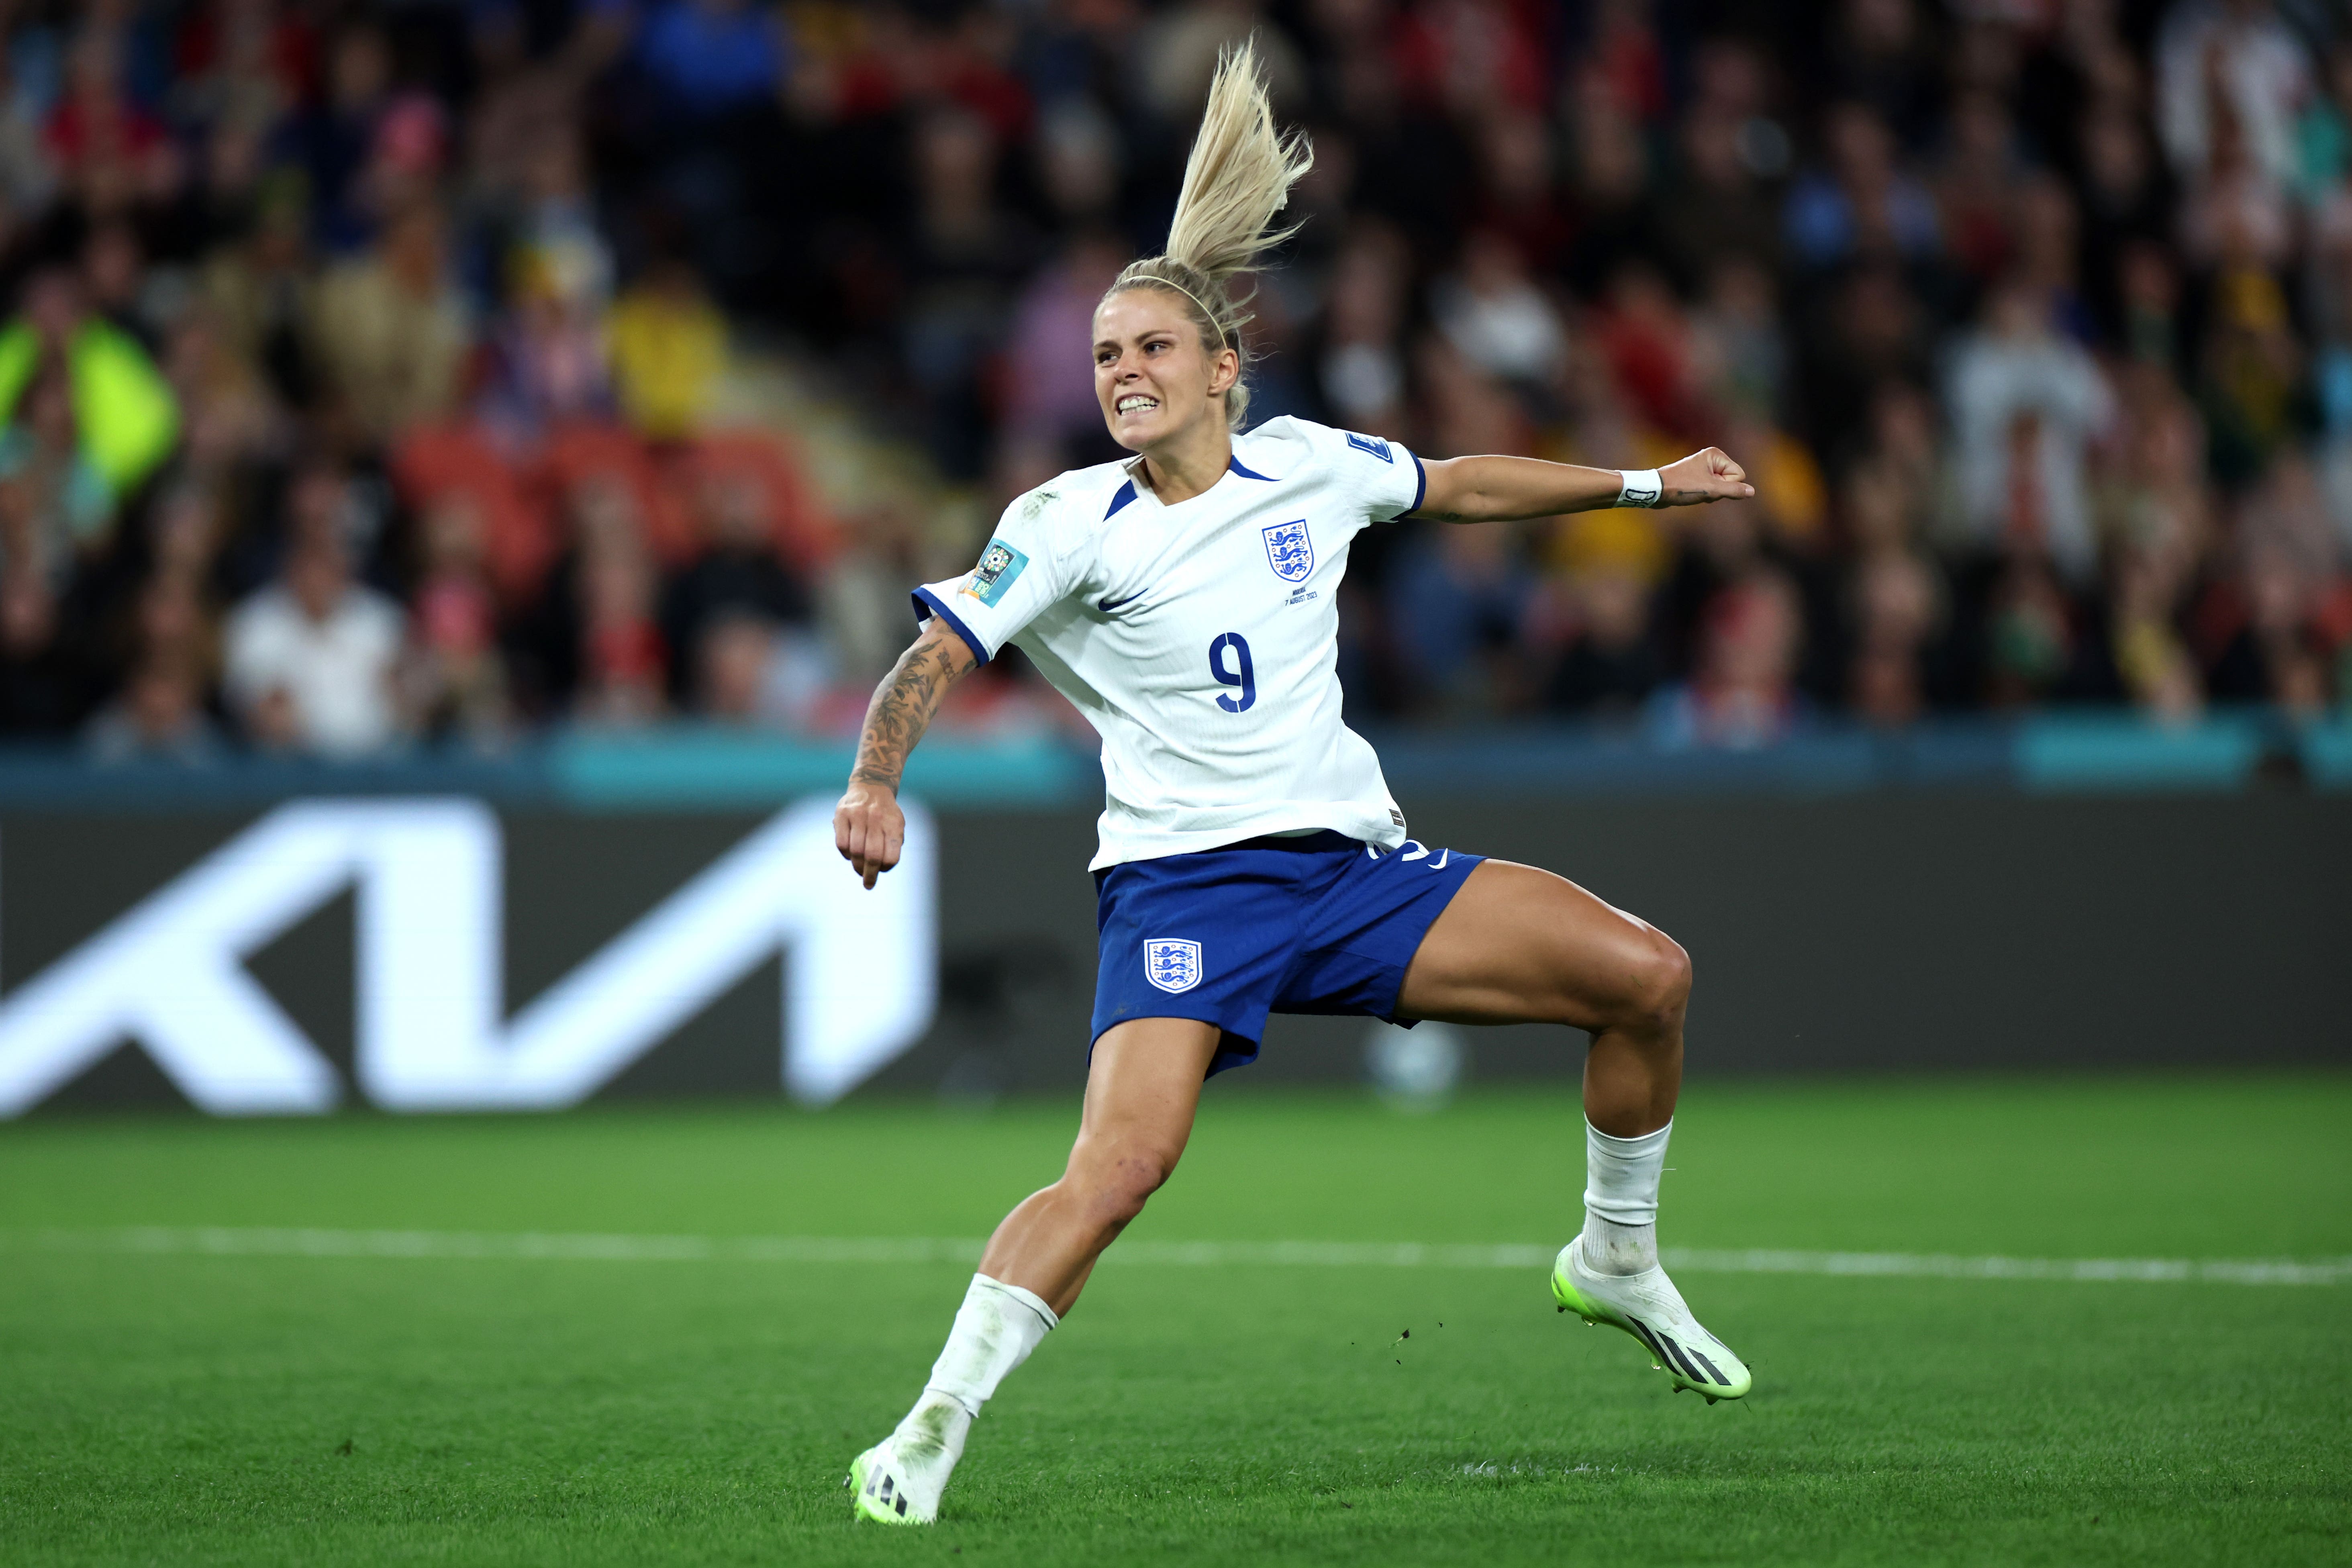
1344 432 1394 463
961 538 1030 607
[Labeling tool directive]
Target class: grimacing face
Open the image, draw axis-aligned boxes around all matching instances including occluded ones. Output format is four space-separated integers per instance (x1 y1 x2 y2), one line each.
1092 286 1240 453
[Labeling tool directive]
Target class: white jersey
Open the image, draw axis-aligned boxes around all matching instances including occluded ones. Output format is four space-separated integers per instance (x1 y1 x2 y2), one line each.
915 416 1427 870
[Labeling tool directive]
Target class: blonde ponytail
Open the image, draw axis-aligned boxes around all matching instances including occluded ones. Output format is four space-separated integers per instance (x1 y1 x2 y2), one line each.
1107 39 1313 429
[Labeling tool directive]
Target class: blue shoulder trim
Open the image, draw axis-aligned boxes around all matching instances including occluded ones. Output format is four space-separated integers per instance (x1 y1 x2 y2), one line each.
1104 480 1138 518
1408 449 1427 516
911 586 992 668
1229 455 1277 481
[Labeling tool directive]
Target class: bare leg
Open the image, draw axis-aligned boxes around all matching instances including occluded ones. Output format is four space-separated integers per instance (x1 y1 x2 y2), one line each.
848 1018 1221 1522
978 1016 1222 1317
1394 860 1690 1135
1395 860 1751 1397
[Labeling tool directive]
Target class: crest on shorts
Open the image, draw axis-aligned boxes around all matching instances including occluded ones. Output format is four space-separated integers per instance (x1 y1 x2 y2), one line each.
1261 519 1313 583
1143 938 1203 994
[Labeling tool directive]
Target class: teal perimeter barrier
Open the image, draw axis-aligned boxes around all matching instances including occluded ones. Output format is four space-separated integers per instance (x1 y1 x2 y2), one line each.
0 712 2342 811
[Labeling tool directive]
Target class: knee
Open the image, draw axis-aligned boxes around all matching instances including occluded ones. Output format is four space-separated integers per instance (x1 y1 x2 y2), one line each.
1614 926 1691 1032
1066 1144 1178 1230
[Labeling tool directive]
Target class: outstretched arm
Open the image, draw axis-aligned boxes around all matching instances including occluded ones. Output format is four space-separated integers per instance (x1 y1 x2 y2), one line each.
835 619 980 889
1414 447 1753 523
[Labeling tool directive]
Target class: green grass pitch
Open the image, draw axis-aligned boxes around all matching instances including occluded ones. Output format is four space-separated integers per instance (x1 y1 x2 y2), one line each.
2 1072 2347 1566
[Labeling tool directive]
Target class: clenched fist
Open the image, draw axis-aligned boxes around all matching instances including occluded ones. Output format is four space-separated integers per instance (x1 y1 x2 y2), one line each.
1656 447 1754 506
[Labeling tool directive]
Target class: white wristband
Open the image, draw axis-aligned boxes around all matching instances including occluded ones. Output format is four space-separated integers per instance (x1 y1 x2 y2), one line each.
1616 469 1662 508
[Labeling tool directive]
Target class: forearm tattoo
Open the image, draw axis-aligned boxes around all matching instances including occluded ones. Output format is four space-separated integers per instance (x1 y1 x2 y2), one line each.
849 631 974 791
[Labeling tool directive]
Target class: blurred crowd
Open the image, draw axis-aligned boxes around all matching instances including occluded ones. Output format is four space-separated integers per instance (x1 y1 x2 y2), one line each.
3 0 2351 765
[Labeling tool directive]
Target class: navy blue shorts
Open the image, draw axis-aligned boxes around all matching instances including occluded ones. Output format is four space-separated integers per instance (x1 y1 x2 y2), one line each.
1090 831 1485 1076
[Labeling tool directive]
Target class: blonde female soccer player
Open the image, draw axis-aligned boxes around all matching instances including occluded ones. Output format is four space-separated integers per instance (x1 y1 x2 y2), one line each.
834 43 1757 1525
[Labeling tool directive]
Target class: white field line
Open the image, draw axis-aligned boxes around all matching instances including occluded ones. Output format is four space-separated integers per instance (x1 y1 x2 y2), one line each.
4 1227 2348 1286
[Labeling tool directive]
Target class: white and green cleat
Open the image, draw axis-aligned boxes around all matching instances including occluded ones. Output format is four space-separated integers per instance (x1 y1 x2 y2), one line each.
847 1441 937 1525
1552 1235 1752 1403
846 1398 968 1525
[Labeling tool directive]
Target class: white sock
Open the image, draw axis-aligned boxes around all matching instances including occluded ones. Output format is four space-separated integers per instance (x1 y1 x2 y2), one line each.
1582 1119 1670 1275
906 1274 1057 1435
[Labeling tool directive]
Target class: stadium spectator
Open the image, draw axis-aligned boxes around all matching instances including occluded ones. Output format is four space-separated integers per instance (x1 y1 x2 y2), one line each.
307 200 470 449
1934 90 2025 286
1433 231 1568 392
635 0 788 116
1829 0 1938 149
1139 0 1304 125
608 258 727 441
475 246 614 441
1945 286 2116 582
695 606 775 724
1978 547 2091 708
1658 80 1782 288
0 267 178 527
0 533 82 735
275 21 392 255
693 602 836 732
401 494 509 744
1688 258 1788 423
2155 0 2312 194
222 527 402 756
1784 102 1940 272
1842 471 1945 723
820 500 926 690
901 104 1036 480
2203 453 2352 709
999 229 1126 471
507 475 662 727
1384 518 1537 717
0 363 113 561
83 647 223 765
1543 510 1669 720
1470 110 1574 275
43 24 176 215
1652 570 1808 747
1561 75 1660 298
1311 222 1412 433
1592 264 1703 439
80 220 152 347
575 525 668 727
660 466 813 708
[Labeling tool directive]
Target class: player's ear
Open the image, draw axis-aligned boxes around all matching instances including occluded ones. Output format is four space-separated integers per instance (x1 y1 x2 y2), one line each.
1207 344 1240 396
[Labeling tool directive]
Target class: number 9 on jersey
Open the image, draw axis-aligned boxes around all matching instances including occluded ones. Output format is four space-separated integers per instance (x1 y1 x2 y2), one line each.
1209 633 1256 713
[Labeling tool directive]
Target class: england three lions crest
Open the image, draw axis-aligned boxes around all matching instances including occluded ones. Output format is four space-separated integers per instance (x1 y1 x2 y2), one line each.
1143 939 1202 993
1261 519 1313 583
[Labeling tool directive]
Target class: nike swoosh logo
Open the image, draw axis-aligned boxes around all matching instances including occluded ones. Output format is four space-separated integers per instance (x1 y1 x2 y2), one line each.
1098 593 1142 613
1431 848 1450 870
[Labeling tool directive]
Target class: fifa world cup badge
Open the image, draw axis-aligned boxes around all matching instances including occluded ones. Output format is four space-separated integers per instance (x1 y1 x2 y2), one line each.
962 539 1029 606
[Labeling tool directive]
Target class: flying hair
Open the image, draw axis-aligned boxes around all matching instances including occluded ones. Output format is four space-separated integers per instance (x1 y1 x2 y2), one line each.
1107 39 1313 429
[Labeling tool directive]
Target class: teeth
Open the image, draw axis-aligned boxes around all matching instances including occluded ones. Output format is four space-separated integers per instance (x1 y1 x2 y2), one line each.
1117 396 1159 413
